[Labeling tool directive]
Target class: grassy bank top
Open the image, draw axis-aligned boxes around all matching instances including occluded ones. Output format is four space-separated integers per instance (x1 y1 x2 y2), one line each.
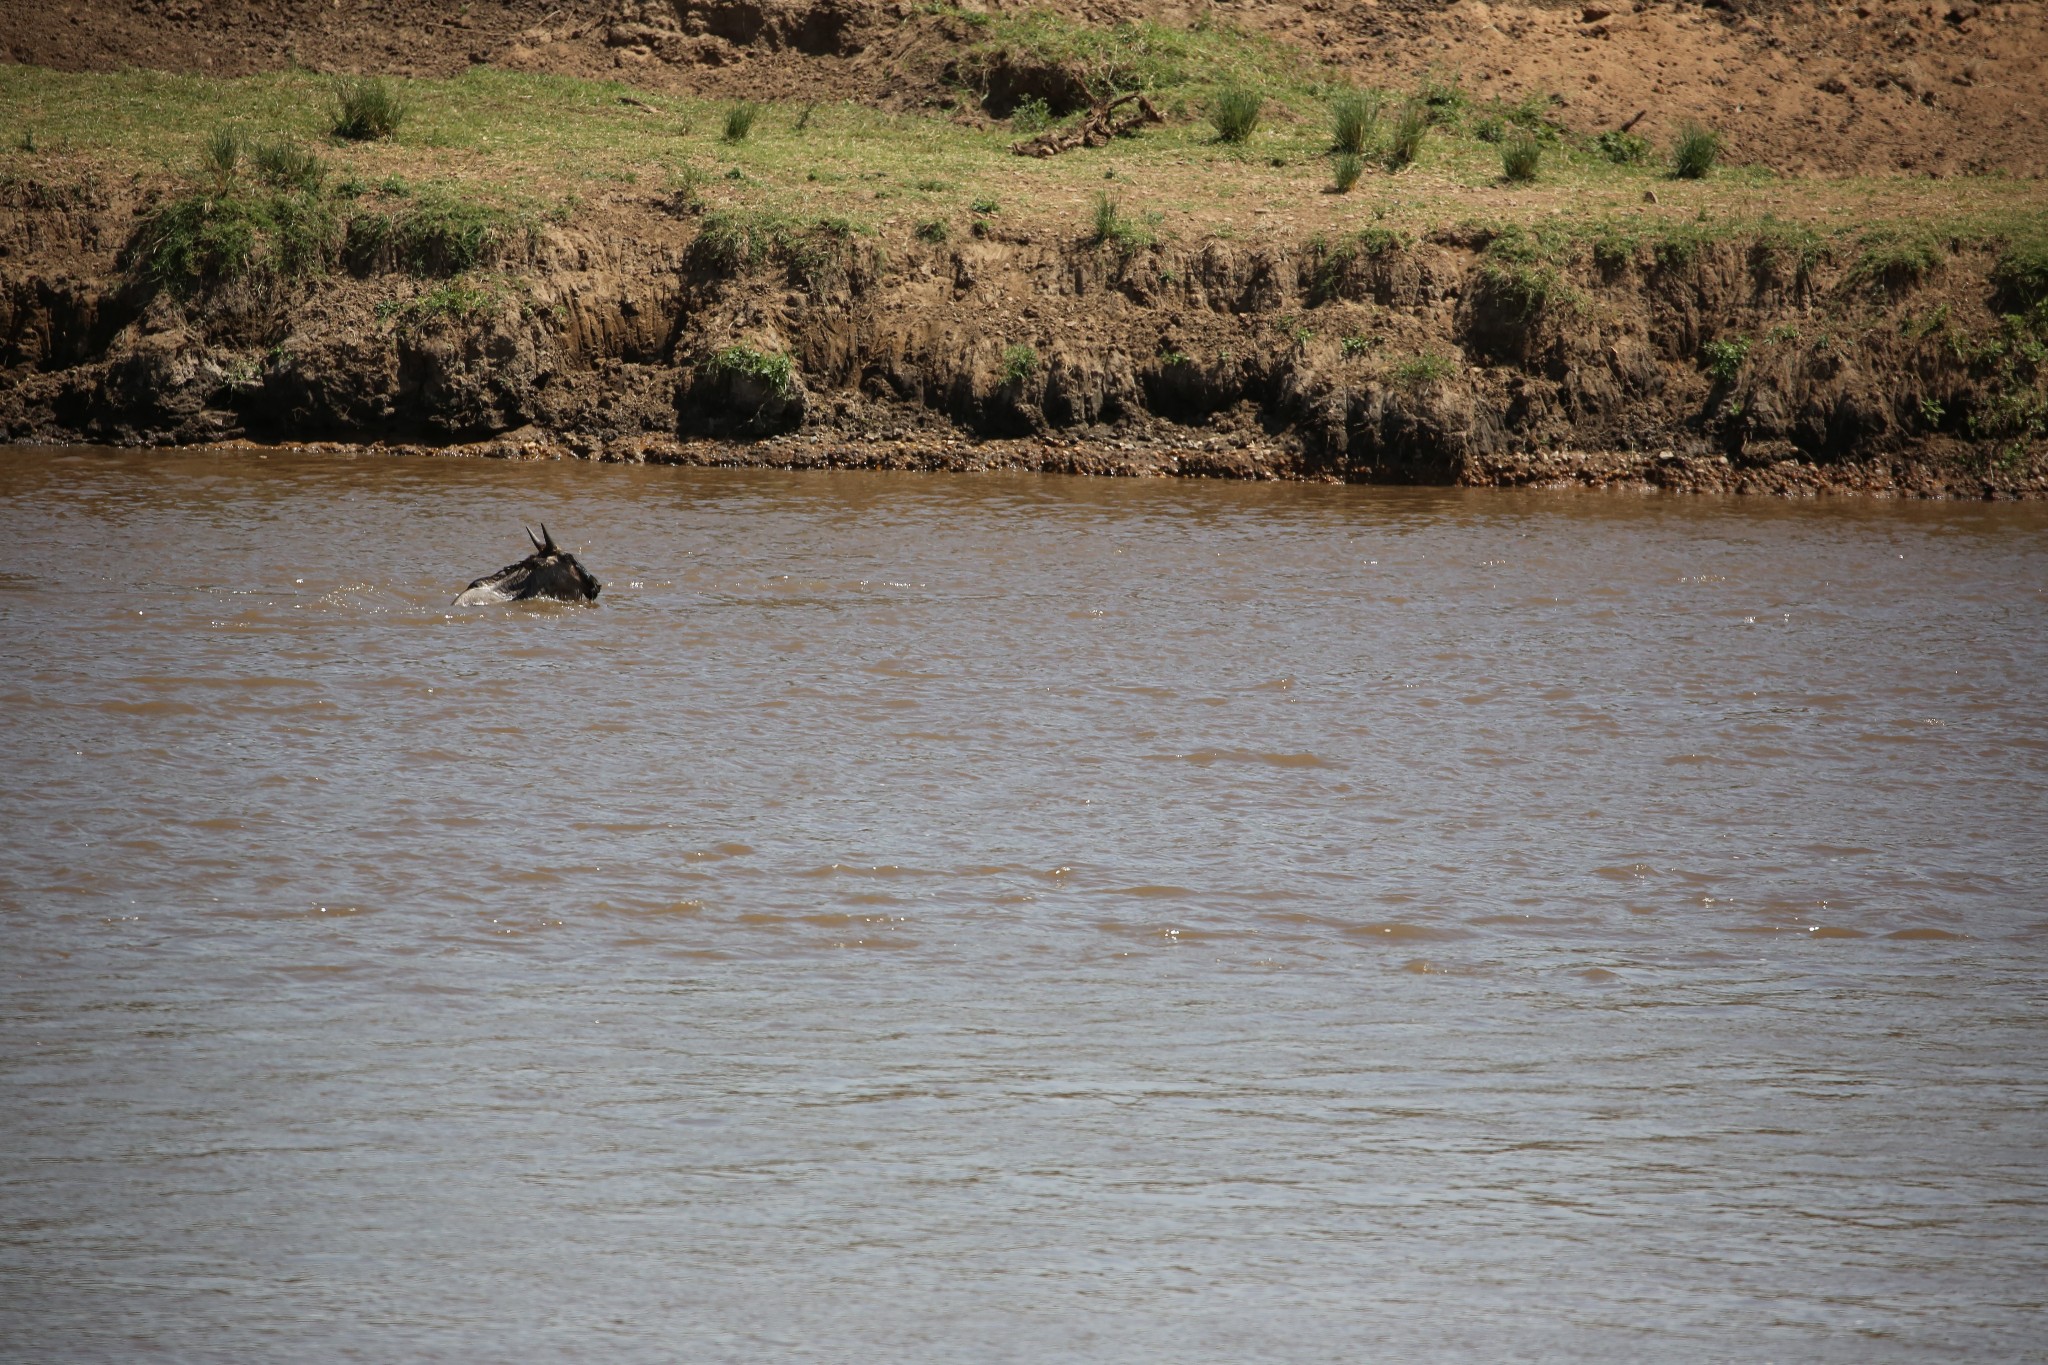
2 61 2044 260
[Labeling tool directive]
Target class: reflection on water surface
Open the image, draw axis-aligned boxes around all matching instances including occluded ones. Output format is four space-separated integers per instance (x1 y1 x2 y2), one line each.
2 448 2045 1359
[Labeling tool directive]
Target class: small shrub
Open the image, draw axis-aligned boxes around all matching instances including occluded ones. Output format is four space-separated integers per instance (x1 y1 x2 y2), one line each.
915 218 949 244
202 127 242 185
1702 334 1750 382
1500 130 1541 182
1331 152 1364 194
333 78 406 141
707 344 794 396
1341 335 1371 358
1596 129 1651 165
1000 342 1038 386
1671 121 1720 180
1210 86 1262 143
723 101 762 143
1331 89 1380 156
1010 97 1054 134
1392 352 1455 386
252 139 324 193
1386 101 1427 170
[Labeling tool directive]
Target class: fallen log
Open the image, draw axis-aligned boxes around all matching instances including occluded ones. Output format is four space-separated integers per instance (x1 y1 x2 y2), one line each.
1010 93 1164 158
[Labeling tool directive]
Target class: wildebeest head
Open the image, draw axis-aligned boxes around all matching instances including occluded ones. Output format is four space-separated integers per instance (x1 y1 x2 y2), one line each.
454 525 602 606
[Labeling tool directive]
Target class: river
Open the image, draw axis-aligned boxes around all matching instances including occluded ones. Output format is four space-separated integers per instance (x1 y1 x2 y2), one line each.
2 446 2044 1360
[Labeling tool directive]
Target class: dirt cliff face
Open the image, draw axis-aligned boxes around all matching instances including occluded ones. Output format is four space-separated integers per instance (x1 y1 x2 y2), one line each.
3 175 2042 495
5 0 2045 177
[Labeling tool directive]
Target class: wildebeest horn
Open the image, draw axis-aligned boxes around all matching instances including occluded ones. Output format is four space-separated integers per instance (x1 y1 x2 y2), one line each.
539 523 558 555
527 526 544 552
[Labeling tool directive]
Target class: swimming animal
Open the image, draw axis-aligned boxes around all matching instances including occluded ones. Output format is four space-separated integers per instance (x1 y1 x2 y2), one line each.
455 526 602 606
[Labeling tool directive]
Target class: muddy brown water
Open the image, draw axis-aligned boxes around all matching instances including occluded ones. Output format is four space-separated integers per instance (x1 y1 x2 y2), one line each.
2 446 2045 1360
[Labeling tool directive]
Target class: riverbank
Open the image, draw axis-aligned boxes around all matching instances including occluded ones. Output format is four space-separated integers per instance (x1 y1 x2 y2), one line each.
4 58 2046 495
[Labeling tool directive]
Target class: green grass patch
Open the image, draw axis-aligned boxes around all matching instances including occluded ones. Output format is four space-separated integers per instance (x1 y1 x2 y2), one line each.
1475 223 1574 316
133 188 339 292
1849 226 1945 291
1000 342 1038 385
707 344 795 395
1993 233 2048 311
1391 351 1456 386
251 138 324 193
1595 128 1650 165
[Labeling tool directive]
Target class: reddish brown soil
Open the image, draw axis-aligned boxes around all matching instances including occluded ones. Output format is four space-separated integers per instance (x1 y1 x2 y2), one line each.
5 0 2045 177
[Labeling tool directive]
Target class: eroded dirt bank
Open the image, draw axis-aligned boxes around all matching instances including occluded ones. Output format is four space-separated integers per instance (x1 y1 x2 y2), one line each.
3 177 2044 495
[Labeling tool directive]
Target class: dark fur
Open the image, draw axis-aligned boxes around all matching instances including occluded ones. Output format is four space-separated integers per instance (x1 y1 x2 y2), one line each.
458 526 602 605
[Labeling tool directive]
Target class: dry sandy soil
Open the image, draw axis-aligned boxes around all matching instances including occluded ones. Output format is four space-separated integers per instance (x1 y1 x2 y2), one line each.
6 0 2045 176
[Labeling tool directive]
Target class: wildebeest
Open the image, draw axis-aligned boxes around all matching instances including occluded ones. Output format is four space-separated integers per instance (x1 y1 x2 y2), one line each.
454 526 602 606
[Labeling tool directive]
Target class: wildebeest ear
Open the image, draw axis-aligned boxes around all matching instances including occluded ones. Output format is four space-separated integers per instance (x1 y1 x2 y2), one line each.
526 526 545 553
539 523 559 556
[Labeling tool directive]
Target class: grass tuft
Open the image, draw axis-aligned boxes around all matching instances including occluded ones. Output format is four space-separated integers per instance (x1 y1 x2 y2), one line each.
1392 351 1456 386
1500 130 1541 183
333 78 406 141
1210 86 1262 143
252 139 325 193
1331 152 1364 194
723 101 762 143
1671 121 1720 180
202 127 242 185
1386 100 1427 170
1000 342 1038 386
1330 89 1380 156
915 217 950 244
